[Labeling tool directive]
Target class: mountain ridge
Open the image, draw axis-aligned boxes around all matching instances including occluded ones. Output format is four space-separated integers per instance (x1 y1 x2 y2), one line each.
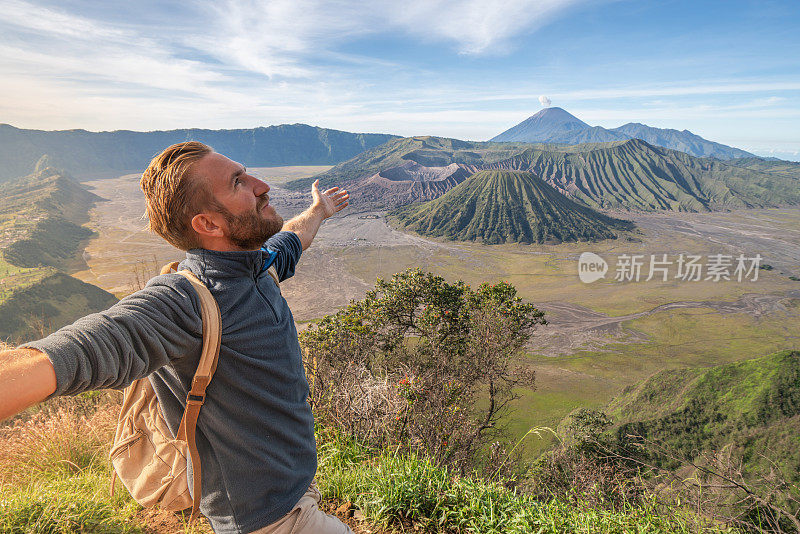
0 123 400 181
290 135 800 212
490 107 753 159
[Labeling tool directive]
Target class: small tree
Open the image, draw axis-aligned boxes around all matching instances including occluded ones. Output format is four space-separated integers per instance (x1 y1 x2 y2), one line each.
300 268 545 472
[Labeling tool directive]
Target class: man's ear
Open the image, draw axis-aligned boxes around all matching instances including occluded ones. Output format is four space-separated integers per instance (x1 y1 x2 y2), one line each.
191 212 225 238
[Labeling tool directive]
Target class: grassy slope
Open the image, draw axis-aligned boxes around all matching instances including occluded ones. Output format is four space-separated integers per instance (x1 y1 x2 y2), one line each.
390 170 634 244
608 349 800 479
0 168 101 270
0 270 118 342
0 167 118 342
724 157 800 178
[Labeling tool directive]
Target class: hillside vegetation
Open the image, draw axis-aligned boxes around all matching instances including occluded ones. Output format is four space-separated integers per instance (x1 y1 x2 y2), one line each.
0 392 730 534
610 349 800 481
0 164 117 342
288 136 800 212
391 170 634 244
0 123 399 182
0 270 117 342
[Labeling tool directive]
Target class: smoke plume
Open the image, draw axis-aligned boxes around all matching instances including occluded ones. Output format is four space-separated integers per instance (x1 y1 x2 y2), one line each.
539 95 551 107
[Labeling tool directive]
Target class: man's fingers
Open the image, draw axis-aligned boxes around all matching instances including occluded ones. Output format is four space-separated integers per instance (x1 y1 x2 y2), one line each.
335 201 349 212
323 186 339 195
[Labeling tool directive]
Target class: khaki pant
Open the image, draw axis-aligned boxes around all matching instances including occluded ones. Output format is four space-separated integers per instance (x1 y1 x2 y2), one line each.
249 483 354 534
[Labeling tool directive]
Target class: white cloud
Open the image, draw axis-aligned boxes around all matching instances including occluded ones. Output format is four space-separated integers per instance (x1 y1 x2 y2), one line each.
198 0 591 77
1 0 132 41
386 0 590 55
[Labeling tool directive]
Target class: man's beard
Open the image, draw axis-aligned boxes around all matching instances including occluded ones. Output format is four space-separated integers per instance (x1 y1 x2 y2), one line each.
222 196 284 250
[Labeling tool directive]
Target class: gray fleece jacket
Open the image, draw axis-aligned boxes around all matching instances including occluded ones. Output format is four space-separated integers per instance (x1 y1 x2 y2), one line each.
26 231 316 534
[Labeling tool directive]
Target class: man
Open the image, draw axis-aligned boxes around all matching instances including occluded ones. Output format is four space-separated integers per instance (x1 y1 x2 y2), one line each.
0 141 354 534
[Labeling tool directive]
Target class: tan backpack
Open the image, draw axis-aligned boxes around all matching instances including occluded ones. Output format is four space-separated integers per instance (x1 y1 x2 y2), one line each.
109 263 221 524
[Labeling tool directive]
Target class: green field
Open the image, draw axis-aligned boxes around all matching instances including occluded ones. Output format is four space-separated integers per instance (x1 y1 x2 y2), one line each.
0 258 48 305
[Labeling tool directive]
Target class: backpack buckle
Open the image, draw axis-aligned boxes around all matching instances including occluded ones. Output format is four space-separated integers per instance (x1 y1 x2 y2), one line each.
187 393 205 404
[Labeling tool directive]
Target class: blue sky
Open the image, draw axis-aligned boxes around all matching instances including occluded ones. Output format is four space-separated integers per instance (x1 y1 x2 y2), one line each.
1 0 798 159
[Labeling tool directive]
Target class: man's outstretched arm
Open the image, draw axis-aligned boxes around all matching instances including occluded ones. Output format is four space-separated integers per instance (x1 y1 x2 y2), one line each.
282 179 348 251
0 348 56 421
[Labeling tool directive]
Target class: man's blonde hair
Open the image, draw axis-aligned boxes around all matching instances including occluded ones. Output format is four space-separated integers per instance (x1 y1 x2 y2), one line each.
140 141 214 251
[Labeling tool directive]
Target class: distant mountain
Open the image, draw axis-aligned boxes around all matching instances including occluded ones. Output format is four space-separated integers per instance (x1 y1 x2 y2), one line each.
490 108 753 159
489 108 628 144
610 122 753 159
0 123 400 182
289 136 800 212
390 170 634 244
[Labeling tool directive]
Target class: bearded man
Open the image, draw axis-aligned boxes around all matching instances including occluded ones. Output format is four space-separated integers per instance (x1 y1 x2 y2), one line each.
0 141 354 534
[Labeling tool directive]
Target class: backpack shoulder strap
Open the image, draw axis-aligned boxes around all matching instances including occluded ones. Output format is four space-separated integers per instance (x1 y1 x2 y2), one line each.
267 264 280 286
160 261 180 275
161 263 221 523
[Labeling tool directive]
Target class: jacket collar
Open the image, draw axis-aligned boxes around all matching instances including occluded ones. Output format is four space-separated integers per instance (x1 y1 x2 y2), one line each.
182 248 265 280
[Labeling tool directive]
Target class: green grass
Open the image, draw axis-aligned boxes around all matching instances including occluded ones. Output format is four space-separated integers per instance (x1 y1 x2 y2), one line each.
0 394 210 534
608 349 800 480
0 470 144 534
0 258 48 306
316 432 735 533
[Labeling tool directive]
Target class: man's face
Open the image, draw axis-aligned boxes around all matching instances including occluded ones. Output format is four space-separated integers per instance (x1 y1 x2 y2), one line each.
192 152 283 250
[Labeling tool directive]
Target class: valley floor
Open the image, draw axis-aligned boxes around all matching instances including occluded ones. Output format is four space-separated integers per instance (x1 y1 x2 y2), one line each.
74 168 800 457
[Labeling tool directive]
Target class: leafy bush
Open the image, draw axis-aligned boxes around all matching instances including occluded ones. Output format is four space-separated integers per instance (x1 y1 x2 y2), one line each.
301 268 545 473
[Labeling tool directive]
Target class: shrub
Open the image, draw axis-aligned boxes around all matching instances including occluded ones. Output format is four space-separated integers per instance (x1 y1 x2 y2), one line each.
301 268 545 473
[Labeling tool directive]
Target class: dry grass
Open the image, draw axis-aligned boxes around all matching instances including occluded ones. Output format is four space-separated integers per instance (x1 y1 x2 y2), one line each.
0 393 119 486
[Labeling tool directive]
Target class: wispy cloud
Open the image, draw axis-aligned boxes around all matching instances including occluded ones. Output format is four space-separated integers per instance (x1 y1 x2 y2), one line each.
379 0 592 55
198 0 592 78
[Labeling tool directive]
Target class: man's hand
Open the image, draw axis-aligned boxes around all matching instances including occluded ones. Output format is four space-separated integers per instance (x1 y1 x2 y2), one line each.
311 180 349 219
282 180 349 251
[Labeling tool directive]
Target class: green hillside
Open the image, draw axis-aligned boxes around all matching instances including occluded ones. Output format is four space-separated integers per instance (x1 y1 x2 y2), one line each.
391 170 634 244
724 157 800 178
0 270 118 343
0 165 118 342
288 136 800 212
0 165 100 270
2 218 94 269
609 349 800 481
